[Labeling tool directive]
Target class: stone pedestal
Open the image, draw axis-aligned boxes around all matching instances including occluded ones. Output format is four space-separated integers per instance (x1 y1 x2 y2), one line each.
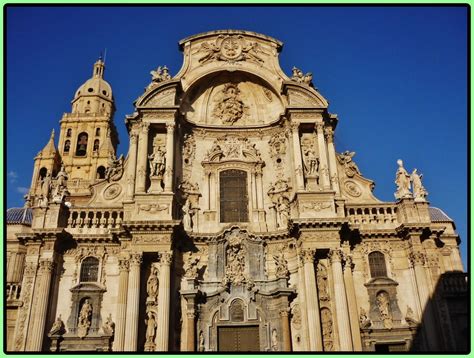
148 176 164 194
305 175 319 191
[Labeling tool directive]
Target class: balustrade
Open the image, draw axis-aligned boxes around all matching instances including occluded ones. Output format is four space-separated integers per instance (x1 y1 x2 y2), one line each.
6 283 21 301
67 208 124 229
345 204 398 225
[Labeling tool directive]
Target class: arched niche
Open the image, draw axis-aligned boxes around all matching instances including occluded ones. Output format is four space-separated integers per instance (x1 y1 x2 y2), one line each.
180 70 284 127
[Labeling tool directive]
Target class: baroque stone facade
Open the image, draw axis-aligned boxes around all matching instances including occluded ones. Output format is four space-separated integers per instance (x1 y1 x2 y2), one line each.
6 30 467 352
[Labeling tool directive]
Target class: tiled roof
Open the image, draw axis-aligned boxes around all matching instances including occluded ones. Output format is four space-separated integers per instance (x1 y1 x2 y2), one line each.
6 207 33 225
429 207 453 222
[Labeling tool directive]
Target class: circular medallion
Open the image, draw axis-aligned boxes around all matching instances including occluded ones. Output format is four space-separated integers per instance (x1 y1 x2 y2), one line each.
344 180 362 197
103 183 122 200
220 37 242 60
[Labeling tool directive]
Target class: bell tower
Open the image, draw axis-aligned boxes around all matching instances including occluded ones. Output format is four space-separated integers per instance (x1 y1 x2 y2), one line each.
56 57 119 194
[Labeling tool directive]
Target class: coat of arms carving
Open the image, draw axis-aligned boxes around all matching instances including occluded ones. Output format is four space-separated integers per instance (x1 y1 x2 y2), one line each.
198 35 265 65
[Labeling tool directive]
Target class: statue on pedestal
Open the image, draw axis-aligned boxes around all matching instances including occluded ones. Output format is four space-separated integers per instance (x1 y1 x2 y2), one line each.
394 159 412 199
411 169 428 201
77 299 92 338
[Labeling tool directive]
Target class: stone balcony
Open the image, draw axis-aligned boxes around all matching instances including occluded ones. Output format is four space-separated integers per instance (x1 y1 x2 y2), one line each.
6 283 22 305
345 203 399 229
66 208 124 234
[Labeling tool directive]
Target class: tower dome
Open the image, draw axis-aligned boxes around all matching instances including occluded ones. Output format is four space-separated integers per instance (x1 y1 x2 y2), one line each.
71 58 115 115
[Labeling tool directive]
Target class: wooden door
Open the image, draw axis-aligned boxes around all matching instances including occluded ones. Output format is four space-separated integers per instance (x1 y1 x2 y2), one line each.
218 326 260 351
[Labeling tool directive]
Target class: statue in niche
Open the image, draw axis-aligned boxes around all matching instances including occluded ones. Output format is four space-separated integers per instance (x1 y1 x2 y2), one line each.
411 169 428 201
291 66 314 87
49 315 65 336
182 197 198 232
303 147 319 176
40 172 52 205
212 83 248 124
145 311 157 344
149 146 166 178
146 266 159 301
321 309 334 351
394 159 412 199
77 299 93 338
198 330 205 352
337 151 361 177
52 164 69 202
273 250 289 278
102 313 115 336
150 65 171 84
359 307 372 328
316 263 329 301
105 152 124 181
271 328 279 351
225 243 247 285
276 196 290 229
376 291 393 329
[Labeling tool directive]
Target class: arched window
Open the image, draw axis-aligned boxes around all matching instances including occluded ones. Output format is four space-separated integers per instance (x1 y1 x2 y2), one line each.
96 166 106 179
80 257 99 282
369 251 387 278
66 128 72 137
38 167 47 181
220 169 248 223
93 139 100 152
76 132 88 156
95 128 100 136
64 140 71 153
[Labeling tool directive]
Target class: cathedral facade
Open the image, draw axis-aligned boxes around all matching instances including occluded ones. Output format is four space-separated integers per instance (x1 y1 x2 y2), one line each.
6 30 467 352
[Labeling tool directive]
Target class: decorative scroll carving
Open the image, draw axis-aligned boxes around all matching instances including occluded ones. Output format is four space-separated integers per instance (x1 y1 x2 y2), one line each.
301 201 331 212
291 66 314 87
205 136 262 162
291 303 302 329
273 249 289 279
343 180 362 197
268 132 287 158
183 252 200 279
337 151 361 178
212 83 248 124
103 183 122 200
198 35 265 65
409 251 426 267
182 133 196 165
300 248 315 264
321 308 334 351
160 252 173 265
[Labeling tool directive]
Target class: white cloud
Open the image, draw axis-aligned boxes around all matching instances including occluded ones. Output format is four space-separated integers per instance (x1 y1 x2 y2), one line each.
16 187 29 194
8 171 18 183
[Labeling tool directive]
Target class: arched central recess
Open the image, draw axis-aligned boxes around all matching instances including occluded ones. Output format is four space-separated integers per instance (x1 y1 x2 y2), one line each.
220 169 248 223
180 70 284 127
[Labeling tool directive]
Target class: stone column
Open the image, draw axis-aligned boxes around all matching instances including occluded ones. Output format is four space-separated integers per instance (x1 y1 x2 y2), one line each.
27 259 54 351
329 249 353 351
280 308 292 351
124 253 142 351
409 251 439 350
156 252 172 351
301 249 322 350
316 123 330 189
324 126 340 194
164 123 175 192
342 255 362 351
256 169 265 209
290 123 305 191
114 257 130 351
209 173 216 210
126 128 139 199
135 123 149 193
186 311 195 351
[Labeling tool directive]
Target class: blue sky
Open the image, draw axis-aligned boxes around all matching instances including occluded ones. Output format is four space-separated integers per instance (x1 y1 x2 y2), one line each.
6 6 468 269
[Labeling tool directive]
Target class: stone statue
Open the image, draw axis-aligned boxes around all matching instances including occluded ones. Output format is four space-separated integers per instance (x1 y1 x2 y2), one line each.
405 306 417 327
148 145 166 177
303 147 319 176
359 307 371 328
102 313 115 336
40 172 52 204
376 291 393 329
145 311 157 344
182 198 195 232
411 168 428 201
198 330 205 352
150 65 171 83
291 66 314 87
276 196 290 229
146 266 159 301
52 164 69 202
184 253 200 279
316 263 329 301
321 309 334 351
77 299 93 338
271 328 279 351
49 315 65 336
337 151 361 177
394 159 412 199
273 251 288 278
225 243 247 285
105 152 124 181
212 83 247 124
